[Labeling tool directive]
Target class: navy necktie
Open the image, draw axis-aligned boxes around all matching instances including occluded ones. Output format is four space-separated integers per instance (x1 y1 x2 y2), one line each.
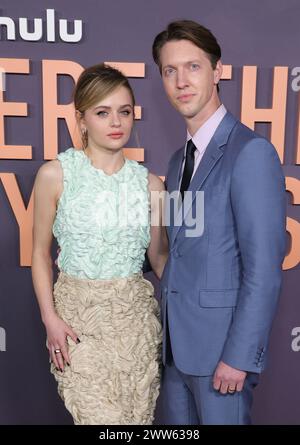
180 139 197 200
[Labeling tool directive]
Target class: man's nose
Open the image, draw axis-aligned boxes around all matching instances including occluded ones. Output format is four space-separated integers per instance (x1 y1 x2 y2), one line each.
176 70 189 89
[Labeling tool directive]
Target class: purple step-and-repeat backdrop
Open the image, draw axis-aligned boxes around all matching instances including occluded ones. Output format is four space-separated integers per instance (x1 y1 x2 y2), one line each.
0 0 299 424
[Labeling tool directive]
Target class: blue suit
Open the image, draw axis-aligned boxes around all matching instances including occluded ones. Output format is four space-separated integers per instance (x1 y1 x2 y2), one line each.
159 112 286 424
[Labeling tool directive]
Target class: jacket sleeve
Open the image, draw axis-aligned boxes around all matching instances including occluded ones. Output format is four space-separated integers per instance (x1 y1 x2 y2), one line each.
221 138 287 373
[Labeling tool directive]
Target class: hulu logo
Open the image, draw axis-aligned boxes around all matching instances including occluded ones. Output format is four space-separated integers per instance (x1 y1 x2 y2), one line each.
0 9 82 43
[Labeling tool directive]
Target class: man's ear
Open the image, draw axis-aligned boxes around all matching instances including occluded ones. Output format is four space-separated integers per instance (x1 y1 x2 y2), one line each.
214 60 223 85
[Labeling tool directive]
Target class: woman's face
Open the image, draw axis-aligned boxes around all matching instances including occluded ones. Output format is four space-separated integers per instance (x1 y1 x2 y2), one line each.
80 85 134 152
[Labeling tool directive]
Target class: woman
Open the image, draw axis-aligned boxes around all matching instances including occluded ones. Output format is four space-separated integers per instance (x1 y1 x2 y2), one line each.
31 63 168 425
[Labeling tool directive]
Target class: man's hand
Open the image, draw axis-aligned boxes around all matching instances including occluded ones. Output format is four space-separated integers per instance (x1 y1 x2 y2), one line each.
213 360 247 394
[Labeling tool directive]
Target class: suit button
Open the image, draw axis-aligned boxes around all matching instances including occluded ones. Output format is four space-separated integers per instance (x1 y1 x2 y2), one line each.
164 287 168 294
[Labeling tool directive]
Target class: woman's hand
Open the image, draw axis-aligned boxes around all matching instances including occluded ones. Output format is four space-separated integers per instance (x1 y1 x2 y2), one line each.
44 313 80 371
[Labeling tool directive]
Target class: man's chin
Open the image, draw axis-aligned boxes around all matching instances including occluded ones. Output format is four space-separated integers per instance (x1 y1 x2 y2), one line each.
175 103 198 118
179 108 198 119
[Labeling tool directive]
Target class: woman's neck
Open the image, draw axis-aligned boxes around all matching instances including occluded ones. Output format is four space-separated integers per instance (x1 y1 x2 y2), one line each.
84 145 125 175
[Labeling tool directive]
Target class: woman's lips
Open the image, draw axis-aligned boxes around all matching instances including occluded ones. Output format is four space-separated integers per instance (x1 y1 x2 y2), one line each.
107 133 124 139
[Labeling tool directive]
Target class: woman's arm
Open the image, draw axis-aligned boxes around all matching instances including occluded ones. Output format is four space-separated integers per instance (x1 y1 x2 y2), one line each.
31 160 78 371
147 173 169 279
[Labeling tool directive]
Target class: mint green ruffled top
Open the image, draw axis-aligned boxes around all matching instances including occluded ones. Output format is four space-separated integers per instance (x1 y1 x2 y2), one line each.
53 148 150 279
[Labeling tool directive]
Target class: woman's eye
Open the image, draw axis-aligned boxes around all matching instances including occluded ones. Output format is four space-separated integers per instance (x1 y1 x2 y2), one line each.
120 110 131 116
97 111 108 116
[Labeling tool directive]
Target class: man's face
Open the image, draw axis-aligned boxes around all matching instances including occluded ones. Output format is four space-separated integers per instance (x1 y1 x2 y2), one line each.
160 39 222 121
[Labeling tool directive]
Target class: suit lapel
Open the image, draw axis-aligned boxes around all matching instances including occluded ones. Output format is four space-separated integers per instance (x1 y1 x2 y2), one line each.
166 148 184 194
165 148 184 240
170 112 237 246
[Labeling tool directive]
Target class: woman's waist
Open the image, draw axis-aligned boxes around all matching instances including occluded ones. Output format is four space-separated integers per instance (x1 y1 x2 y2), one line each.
57 270 144 286
57 256 146 281
53 270 155 307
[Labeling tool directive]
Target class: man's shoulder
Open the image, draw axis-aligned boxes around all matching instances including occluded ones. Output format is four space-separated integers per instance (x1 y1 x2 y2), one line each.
233 118 259 137
229 118 275 153
225 119 282 178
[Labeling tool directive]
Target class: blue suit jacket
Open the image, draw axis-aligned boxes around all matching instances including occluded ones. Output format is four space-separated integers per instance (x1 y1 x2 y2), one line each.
161 111 286 376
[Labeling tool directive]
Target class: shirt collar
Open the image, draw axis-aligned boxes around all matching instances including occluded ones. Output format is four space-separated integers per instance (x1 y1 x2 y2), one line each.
186 104 227 154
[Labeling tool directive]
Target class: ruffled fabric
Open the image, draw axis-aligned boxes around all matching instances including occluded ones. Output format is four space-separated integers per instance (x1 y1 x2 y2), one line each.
51 272 162 425
53 148 150 279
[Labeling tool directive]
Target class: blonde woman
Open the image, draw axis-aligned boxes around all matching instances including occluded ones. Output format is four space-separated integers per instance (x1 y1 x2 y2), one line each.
32 64 167 425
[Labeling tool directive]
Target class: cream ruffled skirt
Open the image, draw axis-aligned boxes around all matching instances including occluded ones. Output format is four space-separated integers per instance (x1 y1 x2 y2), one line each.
51 272 162 425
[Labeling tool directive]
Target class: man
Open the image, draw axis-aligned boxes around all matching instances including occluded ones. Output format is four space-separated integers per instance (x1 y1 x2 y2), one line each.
152 20 286 425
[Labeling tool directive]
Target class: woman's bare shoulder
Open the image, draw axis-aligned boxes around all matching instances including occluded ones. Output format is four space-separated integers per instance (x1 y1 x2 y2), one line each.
36 160 62 181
